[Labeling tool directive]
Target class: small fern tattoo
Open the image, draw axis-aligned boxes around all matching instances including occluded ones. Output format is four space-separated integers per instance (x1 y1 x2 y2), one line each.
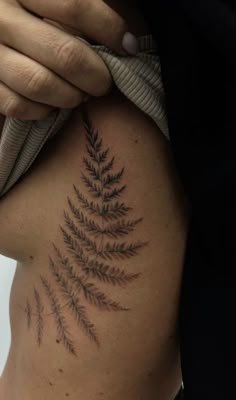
24 108 148 356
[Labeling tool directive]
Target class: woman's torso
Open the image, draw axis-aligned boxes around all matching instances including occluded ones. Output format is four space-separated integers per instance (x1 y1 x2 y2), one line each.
0 92 187 400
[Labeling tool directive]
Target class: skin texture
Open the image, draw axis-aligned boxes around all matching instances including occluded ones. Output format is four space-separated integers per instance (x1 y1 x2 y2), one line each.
0 2 187 398
0 90 188 400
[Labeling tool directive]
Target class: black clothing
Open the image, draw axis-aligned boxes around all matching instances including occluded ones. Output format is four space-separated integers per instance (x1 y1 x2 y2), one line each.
140 1 236 398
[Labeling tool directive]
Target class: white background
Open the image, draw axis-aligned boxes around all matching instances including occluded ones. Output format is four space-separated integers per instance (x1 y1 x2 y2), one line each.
0 256 16 376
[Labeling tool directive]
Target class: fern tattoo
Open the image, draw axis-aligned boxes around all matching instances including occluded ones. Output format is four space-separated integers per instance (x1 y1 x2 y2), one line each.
24 109 147 356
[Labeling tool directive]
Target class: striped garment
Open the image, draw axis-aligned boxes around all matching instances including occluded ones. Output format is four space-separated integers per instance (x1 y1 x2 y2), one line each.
0 35 168 198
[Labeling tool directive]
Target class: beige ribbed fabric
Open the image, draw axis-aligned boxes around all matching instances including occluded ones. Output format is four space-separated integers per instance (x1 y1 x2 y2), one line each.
0 35 168 198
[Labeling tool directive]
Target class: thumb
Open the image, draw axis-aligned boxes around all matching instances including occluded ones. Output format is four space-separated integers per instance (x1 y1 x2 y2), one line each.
78 0 139 55
19 0 139 55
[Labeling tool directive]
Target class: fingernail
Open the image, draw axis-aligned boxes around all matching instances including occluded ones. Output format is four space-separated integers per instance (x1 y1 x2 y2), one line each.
122 32 138 55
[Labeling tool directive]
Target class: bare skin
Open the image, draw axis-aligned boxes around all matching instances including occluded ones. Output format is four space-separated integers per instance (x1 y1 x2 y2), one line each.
0 90 187 400
0 2 187 399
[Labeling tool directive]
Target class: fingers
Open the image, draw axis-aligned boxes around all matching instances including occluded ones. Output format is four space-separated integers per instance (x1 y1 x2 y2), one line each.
0 81 54 120
1 5 113 96
18 0 138 54
43 18 84 37
0 44 84 108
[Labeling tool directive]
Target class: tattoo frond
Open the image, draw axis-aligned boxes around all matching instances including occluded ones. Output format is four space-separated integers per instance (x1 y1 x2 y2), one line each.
73 187 102 217
62 217 97 254
72 188 131 220
82 174 102 197
98 241 147 260
53 242 139 287
98 149 109 163
83 112 102 153
101 202 131 220
86 129 102 153
98 219 143 238
68 199 101 234
101 157 114 175
82 283 127 311
103 185 126 203
51 254 126 311
83 157 100 180
68 299 99 346
102 168 124 189
48 259 99 345
86 146 109 165
86 145 99 164
68 198 140 238
40 276 76 356
83 259 140 286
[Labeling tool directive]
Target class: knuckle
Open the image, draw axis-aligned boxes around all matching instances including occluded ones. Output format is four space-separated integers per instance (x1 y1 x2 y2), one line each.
26 69 50 97
4 96 26 118
56 39 85 74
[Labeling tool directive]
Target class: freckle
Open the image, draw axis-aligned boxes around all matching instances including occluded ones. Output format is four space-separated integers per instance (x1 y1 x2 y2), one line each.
65 393 69 397
49 382 53 386
134 139 138 144
56 339 60 343
99 392 104 396
58 368 63 373
30 255 34 260
148 371 153 377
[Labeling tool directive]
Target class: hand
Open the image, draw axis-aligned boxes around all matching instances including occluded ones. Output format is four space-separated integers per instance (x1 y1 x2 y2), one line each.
0 0 138 120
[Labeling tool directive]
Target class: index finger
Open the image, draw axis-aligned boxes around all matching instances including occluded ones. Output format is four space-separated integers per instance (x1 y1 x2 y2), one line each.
18 0 138 55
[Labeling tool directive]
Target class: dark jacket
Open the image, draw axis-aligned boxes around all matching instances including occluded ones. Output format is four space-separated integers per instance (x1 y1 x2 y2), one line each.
139 1 236 398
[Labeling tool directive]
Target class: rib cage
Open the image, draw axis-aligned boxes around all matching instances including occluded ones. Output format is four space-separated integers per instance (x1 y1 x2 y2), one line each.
24 109 147 356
